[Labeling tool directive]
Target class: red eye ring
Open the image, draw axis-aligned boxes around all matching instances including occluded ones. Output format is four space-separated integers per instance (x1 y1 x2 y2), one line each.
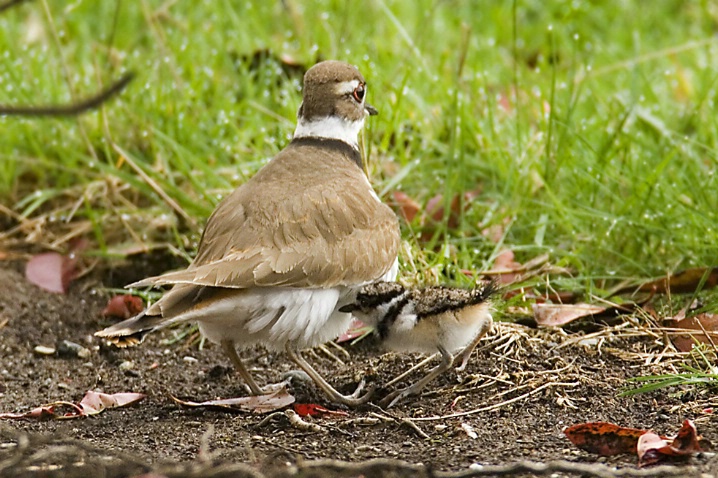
352 83 365 103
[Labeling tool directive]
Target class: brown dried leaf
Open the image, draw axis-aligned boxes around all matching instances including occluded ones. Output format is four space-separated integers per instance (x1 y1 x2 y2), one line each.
484 249 523 285
171 386 294 414
534 303 608 327
564 422 648 456
392 191 421 223
627 267 718 295
666 312 718 352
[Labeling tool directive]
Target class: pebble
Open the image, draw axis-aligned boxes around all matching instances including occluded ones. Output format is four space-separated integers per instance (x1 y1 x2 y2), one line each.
183 356 198 364
33 345 56 356
119 360 134 371
56 340 91 359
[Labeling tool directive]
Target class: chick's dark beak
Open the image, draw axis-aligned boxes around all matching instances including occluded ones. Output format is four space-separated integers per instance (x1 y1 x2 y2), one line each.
365 104 378 116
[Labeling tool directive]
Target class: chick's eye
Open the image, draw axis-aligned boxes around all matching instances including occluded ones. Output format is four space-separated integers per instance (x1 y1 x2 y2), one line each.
352 84 365 102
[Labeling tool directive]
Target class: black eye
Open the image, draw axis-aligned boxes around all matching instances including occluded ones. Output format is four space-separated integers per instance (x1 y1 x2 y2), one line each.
352 84 365 102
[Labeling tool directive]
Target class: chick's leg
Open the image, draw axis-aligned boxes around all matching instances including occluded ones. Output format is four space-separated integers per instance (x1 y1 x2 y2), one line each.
380 345 453 408
453 315 493 372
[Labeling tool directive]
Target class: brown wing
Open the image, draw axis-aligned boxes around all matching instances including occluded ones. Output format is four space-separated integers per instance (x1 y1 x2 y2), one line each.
129 143 400 290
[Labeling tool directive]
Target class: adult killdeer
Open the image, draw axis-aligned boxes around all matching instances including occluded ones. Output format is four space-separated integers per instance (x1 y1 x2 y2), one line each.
340 281 495 407
96 61 400 406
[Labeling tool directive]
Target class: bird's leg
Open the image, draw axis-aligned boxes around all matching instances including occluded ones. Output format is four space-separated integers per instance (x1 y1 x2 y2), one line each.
380 345 453 409
453 315 493 372
221 340 264 396
285 344 374 407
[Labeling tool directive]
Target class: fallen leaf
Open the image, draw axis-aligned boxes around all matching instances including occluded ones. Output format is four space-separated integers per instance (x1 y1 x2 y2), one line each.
103 294 145 319
78 391 146 416
0 391 145 420
392 191 421 222
481 216 511 243
564 422 648 456
425 191 480 228
171 386 294 414
293 403 349 418
671 419 703 453
533 303 608 327
483 251 552 286
622 267 718 295
637 432 671 466
25 252 77 294
638 420 703 466
484 249 523 285
665 312 718 352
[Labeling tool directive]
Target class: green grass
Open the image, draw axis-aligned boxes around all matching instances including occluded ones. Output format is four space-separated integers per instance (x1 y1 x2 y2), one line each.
620 345 717 397
2 0 718 302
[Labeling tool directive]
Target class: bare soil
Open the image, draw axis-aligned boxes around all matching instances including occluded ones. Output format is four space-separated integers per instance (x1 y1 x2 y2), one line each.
0 262 716 477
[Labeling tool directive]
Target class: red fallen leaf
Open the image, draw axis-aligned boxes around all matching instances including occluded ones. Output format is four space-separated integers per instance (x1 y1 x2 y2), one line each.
533 303 608 327
171 385 294 414
25 252 78 294
0 391 145 420
102 294 145 319
392 191 421 222
665 312 718 352
336 318 371 343
293 403 349 418
671 419 703 453
564 422 648 456
638 420 703 467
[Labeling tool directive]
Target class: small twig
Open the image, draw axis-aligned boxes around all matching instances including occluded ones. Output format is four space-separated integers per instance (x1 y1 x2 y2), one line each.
112 143 197 227
254 411 284 428
409 381 579 422
0 73 134 116
285 409 324 433
367 405 431 439
399 418 430 439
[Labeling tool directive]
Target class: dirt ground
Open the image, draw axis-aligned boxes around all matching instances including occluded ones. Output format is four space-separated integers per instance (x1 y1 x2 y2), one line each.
1 261 717 478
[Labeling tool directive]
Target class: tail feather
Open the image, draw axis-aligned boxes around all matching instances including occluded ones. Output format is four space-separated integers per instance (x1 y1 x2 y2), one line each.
95 310 166 347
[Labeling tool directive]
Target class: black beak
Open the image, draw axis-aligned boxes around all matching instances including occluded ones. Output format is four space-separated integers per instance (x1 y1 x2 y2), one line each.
365 104 378 116
339 304 355 313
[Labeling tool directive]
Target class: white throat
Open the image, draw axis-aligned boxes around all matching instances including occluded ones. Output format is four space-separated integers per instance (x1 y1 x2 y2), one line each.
293 115 365 149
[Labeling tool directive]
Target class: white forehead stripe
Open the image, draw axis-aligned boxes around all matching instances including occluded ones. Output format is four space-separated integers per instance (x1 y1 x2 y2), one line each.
335 79 361 95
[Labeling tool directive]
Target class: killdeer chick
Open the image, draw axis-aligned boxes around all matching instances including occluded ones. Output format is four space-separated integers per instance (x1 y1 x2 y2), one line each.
340 281 495 407
96 61 400 406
